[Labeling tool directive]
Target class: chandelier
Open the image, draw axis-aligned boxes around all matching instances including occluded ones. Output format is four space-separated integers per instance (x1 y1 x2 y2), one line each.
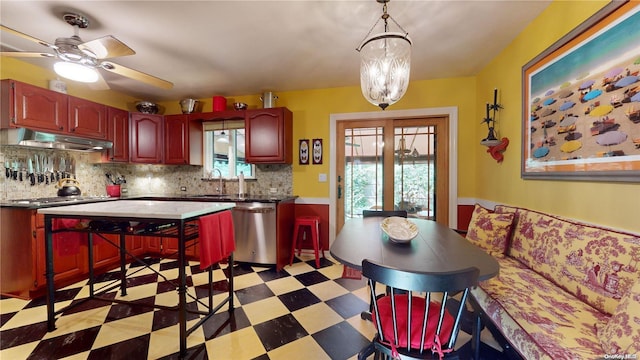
357 0 411 110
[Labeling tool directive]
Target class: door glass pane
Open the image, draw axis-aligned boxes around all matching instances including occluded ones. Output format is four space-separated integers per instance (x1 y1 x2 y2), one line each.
394 126 436 219
344 127 383 219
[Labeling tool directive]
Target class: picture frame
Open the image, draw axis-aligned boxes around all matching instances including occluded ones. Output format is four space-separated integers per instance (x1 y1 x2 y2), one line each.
299 139 309 165
312 138 323 164
521 0 640 182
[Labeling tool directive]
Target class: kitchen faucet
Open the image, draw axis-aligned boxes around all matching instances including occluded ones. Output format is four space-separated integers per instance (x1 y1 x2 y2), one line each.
213 168 223 194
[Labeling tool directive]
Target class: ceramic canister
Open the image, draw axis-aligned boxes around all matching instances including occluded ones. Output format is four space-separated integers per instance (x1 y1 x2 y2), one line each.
212 96 227 111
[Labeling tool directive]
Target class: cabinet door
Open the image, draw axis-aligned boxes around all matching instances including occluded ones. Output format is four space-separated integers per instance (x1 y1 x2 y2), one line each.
7 80 68 132
106 107 129 162
130 113 163 163
126 235 145 258
245 108 292 163
68 96 107 139
93 233 121 269
146 236 162 254
34 216 87 289
164 114 189 164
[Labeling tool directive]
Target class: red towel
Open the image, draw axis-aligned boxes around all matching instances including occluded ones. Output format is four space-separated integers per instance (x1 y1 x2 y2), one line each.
199 210 235 270
52 218 87 256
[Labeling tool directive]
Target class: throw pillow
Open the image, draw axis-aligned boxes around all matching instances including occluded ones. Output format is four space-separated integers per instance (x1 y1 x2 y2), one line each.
597 277 640 355
465 204 515 257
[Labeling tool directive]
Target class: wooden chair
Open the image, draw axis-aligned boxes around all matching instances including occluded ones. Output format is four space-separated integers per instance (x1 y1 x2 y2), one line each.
363 210 408 218
358 259 480 360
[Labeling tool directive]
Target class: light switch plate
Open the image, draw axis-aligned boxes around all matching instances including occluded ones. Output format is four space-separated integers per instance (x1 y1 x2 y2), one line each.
318 173 327 182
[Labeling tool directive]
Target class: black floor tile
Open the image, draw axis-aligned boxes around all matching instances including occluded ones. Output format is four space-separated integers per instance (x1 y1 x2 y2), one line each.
151 301 200 331
201 308 252 340
257 268 290 282
105 296 156 322
234 283 275 305
87 333 150 360
294 270 330 286
252 313 308 351
313 321 371 360
26 287 82 308
325 293 370 319
278 288 321 312
62 294 116 316
0 321 49 350
27 325 101 360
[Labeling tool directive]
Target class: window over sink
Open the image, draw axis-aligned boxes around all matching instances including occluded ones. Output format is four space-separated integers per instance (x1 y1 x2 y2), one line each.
203 120 255 179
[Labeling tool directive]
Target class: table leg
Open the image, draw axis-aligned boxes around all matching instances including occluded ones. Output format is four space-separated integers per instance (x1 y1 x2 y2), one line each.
178 221 187 357
88 233 94 297
119 232 127 296
45 215 56 331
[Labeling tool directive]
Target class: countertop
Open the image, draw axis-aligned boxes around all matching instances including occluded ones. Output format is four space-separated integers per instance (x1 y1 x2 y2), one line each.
38 200 235 220
0 194 297 209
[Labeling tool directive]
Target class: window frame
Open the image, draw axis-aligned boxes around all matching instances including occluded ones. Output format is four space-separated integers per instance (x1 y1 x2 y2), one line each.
203 120 255 179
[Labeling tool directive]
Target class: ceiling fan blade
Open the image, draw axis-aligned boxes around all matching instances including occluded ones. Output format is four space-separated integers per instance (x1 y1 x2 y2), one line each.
101 61 173 89
80 35 135 59
0 51 55 58
88 73 111 91
1 25 55 49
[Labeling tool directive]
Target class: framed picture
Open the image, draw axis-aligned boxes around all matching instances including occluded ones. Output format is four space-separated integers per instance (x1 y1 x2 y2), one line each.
299 139 309 165
522 0 640 182
312 138 323 164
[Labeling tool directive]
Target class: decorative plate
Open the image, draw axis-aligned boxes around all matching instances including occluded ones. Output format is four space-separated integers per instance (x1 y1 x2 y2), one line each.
381 216 418 243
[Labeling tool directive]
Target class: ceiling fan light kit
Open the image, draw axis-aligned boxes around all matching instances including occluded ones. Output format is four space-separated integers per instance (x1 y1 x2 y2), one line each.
53 61 99 83
357 0 411 110
0 12 173 90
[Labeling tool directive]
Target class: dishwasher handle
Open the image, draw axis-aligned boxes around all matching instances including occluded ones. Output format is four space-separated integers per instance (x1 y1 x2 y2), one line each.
234 206 275 214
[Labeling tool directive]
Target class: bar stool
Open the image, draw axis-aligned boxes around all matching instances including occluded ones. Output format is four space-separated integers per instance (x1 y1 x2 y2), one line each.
289 215 322 268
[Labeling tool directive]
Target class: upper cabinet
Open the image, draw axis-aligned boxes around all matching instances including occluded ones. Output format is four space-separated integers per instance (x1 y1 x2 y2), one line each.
106 107 129 162
68 96 107 139
129 113 163 164
1 79 67 132
164 114 202 165
245 107 293 164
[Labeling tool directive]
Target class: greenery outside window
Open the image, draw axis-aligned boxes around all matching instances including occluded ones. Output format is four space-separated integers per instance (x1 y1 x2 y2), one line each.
203 120 254 179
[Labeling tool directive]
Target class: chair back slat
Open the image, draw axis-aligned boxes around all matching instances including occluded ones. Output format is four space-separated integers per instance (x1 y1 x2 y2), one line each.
361 259 480 359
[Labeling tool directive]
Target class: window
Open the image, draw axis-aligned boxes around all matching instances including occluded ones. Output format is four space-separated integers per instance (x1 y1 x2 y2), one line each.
203 120 254 179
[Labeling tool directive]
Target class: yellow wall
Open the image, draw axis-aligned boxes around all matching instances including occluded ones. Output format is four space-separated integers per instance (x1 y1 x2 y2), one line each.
476 0 640 233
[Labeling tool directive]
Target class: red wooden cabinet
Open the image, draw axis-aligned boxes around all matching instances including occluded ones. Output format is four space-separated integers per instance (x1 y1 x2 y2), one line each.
164 114 190 164
165 114 203 165
68 96 107 139
106 107 129 162
130 113 164 163
1 79 67 132
245 107 292 164
33 214 87 291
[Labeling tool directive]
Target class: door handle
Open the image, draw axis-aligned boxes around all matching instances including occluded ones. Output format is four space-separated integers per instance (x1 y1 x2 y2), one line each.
337 184 342 199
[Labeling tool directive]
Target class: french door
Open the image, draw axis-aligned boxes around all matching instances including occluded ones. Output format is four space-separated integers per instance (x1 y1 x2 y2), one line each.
336 116 449 232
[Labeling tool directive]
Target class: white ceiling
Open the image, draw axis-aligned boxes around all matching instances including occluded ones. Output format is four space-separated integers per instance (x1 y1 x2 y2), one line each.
0 0 551 103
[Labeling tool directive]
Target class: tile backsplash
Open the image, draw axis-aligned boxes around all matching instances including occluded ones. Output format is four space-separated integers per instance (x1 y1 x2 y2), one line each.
1 146 292 200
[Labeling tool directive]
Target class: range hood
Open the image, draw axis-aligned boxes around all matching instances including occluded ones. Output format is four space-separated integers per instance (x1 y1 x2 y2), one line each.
0 128 112 151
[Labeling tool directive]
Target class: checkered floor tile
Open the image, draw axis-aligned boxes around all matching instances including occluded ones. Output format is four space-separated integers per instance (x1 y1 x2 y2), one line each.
0 254 505 359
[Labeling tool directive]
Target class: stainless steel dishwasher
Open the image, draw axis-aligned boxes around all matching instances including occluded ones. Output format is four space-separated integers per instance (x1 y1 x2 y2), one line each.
232 202 277 265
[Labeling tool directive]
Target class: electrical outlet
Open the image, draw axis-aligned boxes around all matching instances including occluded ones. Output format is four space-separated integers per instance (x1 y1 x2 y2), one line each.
180 186 187 192
269 187 278 194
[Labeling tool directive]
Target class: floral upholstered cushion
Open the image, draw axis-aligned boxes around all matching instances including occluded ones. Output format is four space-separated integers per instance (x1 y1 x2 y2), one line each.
597 277 640 355
473 256 611 360
495 205 640 315
465 204 515 257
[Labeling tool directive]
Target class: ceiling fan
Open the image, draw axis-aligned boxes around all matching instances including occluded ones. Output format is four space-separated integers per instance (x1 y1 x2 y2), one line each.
0 13 173 90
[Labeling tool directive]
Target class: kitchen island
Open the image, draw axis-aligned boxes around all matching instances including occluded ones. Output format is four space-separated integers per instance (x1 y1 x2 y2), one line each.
38 200 235 357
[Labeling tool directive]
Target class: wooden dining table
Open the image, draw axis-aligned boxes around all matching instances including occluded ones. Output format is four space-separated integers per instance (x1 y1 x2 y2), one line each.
330 217 499 281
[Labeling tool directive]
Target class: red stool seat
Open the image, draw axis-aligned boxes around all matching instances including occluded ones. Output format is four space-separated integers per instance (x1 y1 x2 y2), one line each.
290 216 323 268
